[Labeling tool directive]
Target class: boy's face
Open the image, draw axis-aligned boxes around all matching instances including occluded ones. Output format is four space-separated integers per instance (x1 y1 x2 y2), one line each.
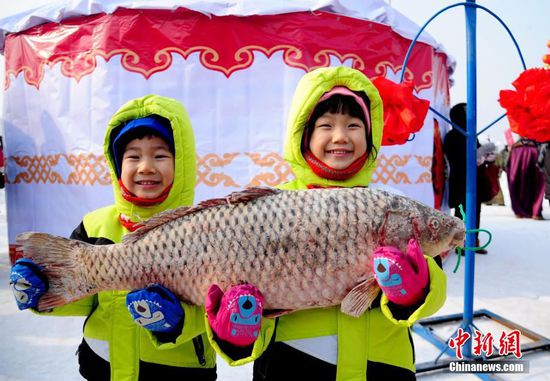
309 112 367 170
120 136 174 199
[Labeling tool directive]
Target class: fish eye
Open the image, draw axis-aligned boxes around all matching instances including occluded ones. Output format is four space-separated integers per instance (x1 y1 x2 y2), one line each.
429 218 440 230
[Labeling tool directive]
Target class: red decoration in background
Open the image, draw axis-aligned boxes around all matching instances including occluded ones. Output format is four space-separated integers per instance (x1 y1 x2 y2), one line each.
498 68 550 143
373 77 430 146
4 8 435 90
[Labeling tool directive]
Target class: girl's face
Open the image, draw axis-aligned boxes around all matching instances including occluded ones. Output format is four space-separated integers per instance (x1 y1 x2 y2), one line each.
309 112 367 170
120 136 174 199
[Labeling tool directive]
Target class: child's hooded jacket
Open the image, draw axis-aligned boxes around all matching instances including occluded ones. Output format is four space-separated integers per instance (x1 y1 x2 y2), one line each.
206 67 446 381
39 95 216 381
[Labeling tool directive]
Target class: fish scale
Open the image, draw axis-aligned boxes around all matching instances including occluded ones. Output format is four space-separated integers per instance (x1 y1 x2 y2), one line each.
17 187 465 316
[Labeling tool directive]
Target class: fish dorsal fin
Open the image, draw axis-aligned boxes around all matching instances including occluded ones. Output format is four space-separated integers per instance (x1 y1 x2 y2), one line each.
340 277 380 317
122 187 281 244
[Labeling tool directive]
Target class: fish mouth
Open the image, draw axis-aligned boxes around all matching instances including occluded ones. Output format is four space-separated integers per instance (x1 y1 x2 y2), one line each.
450 229 466 248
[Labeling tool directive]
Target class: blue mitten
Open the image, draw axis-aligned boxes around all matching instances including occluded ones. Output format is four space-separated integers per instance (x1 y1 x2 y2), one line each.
126 284 184 333
9 258 48 310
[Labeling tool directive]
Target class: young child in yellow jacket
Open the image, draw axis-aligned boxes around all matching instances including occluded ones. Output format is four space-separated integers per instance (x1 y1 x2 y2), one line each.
205 67 447 381
10 95 217 380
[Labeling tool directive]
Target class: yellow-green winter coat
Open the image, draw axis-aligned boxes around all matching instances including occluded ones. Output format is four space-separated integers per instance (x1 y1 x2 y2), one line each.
207 67 446 381
38 95 216 381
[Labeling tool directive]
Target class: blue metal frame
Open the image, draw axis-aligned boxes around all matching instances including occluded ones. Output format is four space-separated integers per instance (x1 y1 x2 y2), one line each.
463 0 478 358
400 1 527 137
398 0 533 373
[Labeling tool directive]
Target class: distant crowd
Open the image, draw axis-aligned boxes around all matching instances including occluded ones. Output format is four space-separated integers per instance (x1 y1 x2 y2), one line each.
443 103 549 256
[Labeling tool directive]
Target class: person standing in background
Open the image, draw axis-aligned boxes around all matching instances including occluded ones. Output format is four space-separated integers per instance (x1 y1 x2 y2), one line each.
537 142 550 207
443 103 487 254
507 138 545 219
491 145 511 206
477 141 503 206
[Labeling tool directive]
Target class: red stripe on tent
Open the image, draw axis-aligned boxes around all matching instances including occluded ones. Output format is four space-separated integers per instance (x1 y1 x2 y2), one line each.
4 8 434 89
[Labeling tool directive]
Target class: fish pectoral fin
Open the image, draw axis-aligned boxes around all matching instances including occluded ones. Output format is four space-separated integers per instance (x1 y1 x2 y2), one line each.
340 277 380 317
263 309 293 318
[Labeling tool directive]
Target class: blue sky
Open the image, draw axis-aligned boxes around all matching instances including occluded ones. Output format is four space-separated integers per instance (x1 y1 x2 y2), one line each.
1 0 549 144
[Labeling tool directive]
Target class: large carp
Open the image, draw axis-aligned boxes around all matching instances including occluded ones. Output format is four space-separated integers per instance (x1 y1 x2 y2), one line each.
16 187 464 316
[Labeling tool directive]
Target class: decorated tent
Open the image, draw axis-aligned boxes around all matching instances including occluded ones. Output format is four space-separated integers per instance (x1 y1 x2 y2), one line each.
0 0 454 260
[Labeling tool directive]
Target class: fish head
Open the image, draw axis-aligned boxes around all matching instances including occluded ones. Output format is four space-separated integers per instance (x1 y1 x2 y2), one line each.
378 195 465 257
410 203 466 257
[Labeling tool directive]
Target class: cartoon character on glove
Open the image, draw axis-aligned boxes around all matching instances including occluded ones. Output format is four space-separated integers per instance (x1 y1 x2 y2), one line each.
372 238 429 307
206 284 264 347
127 284 184 333
9 258 48 310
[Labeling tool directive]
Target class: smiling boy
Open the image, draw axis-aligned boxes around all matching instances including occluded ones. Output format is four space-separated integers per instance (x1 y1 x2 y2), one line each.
10 95 217 380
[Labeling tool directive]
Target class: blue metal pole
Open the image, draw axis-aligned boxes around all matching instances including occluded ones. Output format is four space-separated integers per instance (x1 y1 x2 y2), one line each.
398 1 530 368
463 0 477 359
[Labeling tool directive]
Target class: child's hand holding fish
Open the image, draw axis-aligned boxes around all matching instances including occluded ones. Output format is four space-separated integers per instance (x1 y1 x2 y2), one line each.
9 258 48 310
206 284 264 347
372 238 429 307
126 284 184 333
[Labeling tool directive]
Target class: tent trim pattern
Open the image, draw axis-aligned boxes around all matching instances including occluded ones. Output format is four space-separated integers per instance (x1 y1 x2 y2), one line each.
6 152 433 188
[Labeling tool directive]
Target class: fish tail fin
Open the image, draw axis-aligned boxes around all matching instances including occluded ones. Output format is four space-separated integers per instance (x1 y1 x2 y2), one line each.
16 232 96 311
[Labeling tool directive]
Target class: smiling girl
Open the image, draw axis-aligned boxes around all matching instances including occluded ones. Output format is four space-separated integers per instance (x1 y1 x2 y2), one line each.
205 67 447 381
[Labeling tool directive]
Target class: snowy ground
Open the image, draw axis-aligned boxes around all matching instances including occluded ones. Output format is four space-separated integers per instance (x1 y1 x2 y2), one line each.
1 183 549 380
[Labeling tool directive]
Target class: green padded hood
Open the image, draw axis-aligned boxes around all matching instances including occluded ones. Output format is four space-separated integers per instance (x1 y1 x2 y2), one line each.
104 94 196 221
283 66 383 188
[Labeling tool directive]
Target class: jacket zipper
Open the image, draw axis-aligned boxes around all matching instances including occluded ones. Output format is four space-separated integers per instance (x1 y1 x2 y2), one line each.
192 336 206 366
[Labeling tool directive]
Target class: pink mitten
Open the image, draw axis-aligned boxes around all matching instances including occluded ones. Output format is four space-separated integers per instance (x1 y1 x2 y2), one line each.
205 284 264 347
372 238 429 307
